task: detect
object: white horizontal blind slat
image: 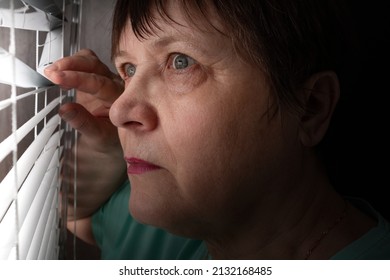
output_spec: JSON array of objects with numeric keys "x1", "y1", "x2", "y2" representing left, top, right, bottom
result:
[
  {"x1": 17, "y1": 130, "x2": 63, "y2": 228},
  {"x1": 0, "y1": 201, "x2": 17, "y2": 259},
  {"x1": 3, "y1": 196, "x2": 62, "y2": 261},
  {"x1": 0, "y1": 131, "x2": 62, "y2": 259},
  {"x1": 45, "y1": 221, "x2": 59, "y2": 260},
  {"x1": 38, "y1": 193, "x2": 58, "y2": 260},
  {"x1": 0, "y1": 98, "x2": 12, "y2": 111},
  {"x1": 7, "y1": 246, "x2": 17, "y2": 261},
  {"x1": 0, "y1": 115, "x2": 61, "y2": 222},
  {"x1": 0, "y1": 0, "x2": 80, "y2": 260},
  {"x1": 26, "y1": 168, "x2": 58, "y2": 260},
  {"x1": 18, "y1": 146, "x2": 62, "y2": 259},
  {"x1": 0, "y1": 95, "x2": 63, "y2": 162},
  {"x1": 0, "y1": 87, "x2": 51, "y2": 111}
]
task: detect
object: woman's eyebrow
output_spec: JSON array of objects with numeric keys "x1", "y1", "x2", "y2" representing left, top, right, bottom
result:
[
  {"x1": 112, "y1": 31, "x2": 217, "y2": 64},
  {"x1": 113, "y1": 50, "x2": 127, "y2": 59},
  {"x1": 112, "y1": 50, "x2": 132, "y2": 63},
  {"x1": 112, "y1": 35, "x2": 194, "y2": 60}
]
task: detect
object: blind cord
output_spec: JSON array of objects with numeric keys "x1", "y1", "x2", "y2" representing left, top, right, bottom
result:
[{"x1": 9, "y1": 0, "x2": 21, "y2": 260}]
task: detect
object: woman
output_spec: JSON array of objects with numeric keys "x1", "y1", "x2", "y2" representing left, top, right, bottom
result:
[{"x1": 45, "y1": 0, "x2": 390, "y2": 259}]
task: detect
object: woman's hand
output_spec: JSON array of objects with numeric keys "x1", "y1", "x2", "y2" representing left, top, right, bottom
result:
[{"x1": 45, "y1": 49, "x2": 127, "y2": 221}]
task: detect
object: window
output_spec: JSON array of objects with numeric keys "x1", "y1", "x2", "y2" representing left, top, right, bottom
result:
[{"x1": 0, "y1": 0, "x2": 82, "y2": 260}]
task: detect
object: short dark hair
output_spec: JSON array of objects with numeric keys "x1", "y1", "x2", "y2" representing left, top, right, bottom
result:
[{"x1": 112, "y1": 0, "x2": 351, "y2": 115}]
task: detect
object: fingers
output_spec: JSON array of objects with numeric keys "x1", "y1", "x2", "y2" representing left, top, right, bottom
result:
[
  {"x1": 44, "y1": 48, "x2": 124, "y2": 105},
  {"x1": 48, "y1": 70, "x2": 122, "y2": 104},
  {"x1": 49, "y1": 49, "x2": 112, "y2": 77},
  {"x1": 59, "y1": 102, "x2": 120, "y2": 151},
  {"x1": 59, "y1": 102, "x2": 103, "y2": 139}
]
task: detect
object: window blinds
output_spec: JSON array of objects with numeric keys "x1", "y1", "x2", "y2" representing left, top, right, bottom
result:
[{"x1": 0, "y1": 0, "x2": 81, "y2": 260}]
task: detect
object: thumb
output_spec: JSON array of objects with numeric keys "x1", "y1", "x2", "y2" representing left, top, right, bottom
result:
[{"x1": 59, "y1": 102, "x2": 102, "y2": 138}]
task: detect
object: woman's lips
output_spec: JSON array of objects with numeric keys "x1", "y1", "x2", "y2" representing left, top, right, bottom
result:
[{"x1": 125, "y1": 157, "x2": 161, "y2": 175}]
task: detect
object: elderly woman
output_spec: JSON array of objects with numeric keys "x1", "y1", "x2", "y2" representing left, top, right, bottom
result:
[{"x1": 45, "y1": 0, "x2": 390, "y2": 259}]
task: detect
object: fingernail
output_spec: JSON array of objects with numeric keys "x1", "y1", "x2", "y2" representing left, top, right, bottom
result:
[
  {"x1": 60, "y1": 109, "x2": 78, "y2": 121},
  {"x1": 45, "y1": 64, "x2": 58, "y2": 72}
]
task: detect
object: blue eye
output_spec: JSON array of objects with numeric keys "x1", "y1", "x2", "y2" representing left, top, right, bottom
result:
[
  {"x1": 124, "y1": 63, "x2": 136, "y2": 77},
  {"x1": 172, "y1": 54, "x2": 195, "y2": 70}
]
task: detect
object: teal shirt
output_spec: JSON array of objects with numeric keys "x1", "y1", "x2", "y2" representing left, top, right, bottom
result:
[
  {"x1": 331, "y1": 198, "x2": 390, "y2": 259},
  {"x1": 92, "y1": 181, "x2": 390, "y2": 259},
  {"x1": 92, "y1": 181, "x2": 206, "y2": 259}
]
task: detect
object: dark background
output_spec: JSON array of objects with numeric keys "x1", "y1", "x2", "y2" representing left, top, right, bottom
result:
[{"x1": 321, "y1": 1, "x2": 390, "y2": 219}]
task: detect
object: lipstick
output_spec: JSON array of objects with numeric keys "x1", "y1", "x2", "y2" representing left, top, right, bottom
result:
[{"x1": 125, "y1": 157, "x2": 161, "y2": 175}]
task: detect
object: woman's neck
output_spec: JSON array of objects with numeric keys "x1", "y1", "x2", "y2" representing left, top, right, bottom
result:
[{"x1": 203, "y1": 153, "x2": 376, "y2": 259}]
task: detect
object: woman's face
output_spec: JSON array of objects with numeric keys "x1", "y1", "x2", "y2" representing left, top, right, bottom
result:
[{"x1": 109, "y1": 3, "x2": 302, "y2": 237}]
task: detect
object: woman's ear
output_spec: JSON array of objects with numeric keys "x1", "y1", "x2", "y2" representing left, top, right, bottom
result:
[{"x1": 298, "y1": 71, "x2": 340, "y2": 147}]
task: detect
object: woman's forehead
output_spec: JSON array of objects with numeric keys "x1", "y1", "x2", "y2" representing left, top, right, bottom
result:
[
  {"x1": 114, "y1": 2, "x2": 230, "y2": 59},
  {"x1": 115, "y1": 18, "x2": 232, "y2": 65}
]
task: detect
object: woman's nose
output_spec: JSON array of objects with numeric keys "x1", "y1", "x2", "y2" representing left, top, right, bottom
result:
[{"x1": 109, "y1": 75, "x2": 158, "y2": 132}]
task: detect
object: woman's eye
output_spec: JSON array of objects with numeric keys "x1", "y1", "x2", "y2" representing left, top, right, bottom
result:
[
  {"x1": 124, "y1": 63, "x2": 136, "y2": 78},
  {"x1": 171, "y1": 54, "x2": 196, "y2": 70}
]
